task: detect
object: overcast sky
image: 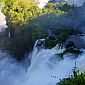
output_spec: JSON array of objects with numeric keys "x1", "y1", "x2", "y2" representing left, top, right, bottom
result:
[{"x1": 37, "y1": 0, "x2": 85, "y2": 8}]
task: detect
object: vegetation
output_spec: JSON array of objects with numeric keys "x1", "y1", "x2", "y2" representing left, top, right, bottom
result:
[
  {"x1": 65, "y1": 41, "x2": 75, "y2": 48},
  {"x1": 58, "y1": 3, "x2": 75, "y2": 12},
  {"x1": 43, "y1": 3, "x2": 65, "y2": 14},
  {"x1": 0, "y1": 0, "x2": 85, "y2": 84},
  {"x1": 57, "y1": 72, "x2": 85, "y2": 85},
  {"x1": 0, "y1": 0, "x2": 42, "y2": 60},
  {"x1": 57, "y1": 64, "x2": 85, "y2": 85},
  {"x1": 45, "y1": 36, "x2": 57, "y2": 49},
  {"x1": 59, "y1": 48, "x2": 82, "y2": 57},
  {"x1": 0, "y1": 0, "x2": 6, "y2": 4},
  {"x1": 52, "y1": 27, "x2": 79, "y2": 36},
  {"x1": 0, "y1": 0, "x2": 69, "y2": 60},
  {"x1": 53, "y1": 27, "x2": 80, "y2": 44},
  {"x1": 44, "y1": 28, "x2": 79, "y2": 49},
  {"x1": 0, "y1": 0, "x2": 81, "y2": 60},
  {"x1": 2, "y1": 0, "x2": 42, "y2": 26}
]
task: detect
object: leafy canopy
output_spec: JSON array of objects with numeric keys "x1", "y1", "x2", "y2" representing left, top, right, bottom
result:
[{"x1": 2, "y1": 0, "x2": 42, "y2": 26}]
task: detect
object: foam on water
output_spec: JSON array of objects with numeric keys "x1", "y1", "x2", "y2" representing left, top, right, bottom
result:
[
  {"x1": 0, "y1": 0, "x2": 85, "y2": 84},
  {"x1": 0, "y1": 51, "x2": 26, "y2": 85},
  {"x1": 0, "y1": 41, "x2": 85, "y2": 85},
  {"x1": 22, "y1": 45, "x2": 85, "y2": 85}
]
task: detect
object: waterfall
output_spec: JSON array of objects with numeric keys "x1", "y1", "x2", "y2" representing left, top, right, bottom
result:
[
  {"x1": 0, "y1": 1, "x2": 85, "y2": 85},
  {"x1": 0, "y1": 51, "x2": 26, "y2": 85},
  {"x1": 0, "y1": 39, "x2": 85, "y2": 85},
  {"x1": 31, "y1": 39, "x2": 45, "y2": 63},
  {"x1": 22, "y1": 40, "x2": 85, "y2": 85}
]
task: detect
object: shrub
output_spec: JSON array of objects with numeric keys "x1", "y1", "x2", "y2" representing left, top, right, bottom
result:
[
  {"x1": 45, "y1": 36, "x2": 57, "y2": 49},
  {"x1": 66, "y1": 41, "x2": 75, "y2": 48},
  {"x1": 59, "y1": 48, "x2": 82, "y2": 57},
  {"x1": 57, "y1": 73, "x2": 85, "y2": 85}
]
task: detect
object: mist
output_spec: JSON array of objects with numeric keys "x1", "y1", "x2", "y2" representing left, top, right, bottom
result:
[{"x1": 0, "y1": 0, "x2": 85, "y2": 85}]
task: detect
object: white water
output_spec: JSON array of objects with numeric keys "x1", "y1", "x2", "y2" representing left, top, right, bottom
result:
[
  {"x1": 0, "y1": 51, "x2": 26, "y2": 85},
  {"x1": 22, "y1": 42, "x2": 85, "y2": 85},
  {"x1": 0, "y1": 0, "x2": 85, "y2": 84},
  {"x1": 0, "y1": 40, "x2": 85, "y2": 85}
]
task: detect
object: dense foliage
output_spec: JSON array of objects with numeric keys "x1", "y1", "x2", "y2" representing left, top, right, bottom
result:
[
  {"x1": 2, "y1": 0, "x2": 42, "y2": 26},
  {"x1": 0, "y1": 0, "x2": 81, "y2": 60},
  {"x1": 59, "y1": 48, "x2": 82, "y2": 57},
  {"x1": 44, "y1": 28, "x2": 79, "y2": 49},
  {"x1": 0, "y1": 0, "x2": 85, "y2": 84},
  {"x1": 0, "y1": 0, "x2": 6, "y2": 4},
  {"x1": 57, "y1": 65, "x2": 85, "y2": 85},
  {"x1": 57, "y1": 73, "x2": 85, "y2": 85},
  {"x1": 0, "y1": 0, "x2": 68, "y2": 60}
]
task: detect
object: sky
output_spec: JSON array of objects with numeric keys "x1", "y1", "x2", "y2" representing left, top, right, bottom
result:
[
  {"x1": 37, "y1": 0, "x2": 49, "y2": 8},
  {"x1": 65, "y1": 0, "x2": 85, "y2": 6},
  {"x1": 37, "y1": 0, "x2": 85, "y2": 8}
]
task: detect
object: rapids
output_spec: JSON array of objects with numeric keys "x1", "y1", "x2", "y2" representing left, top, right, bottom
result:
[
  {"x1": 0, "y1": 1, "x2": 85, "y2": 85},
  {"x1": 0, "y1": 40, "x2": 85, "y2": 85}
]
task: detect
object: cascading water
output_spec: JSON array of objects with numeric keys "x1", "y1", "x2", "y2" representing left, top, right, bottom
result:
[
  {"x1": 1, "y1": 1, "x2": 85, "y2": 85},
  {"x1": 0, "y1": 51, "x2": 26, "y2": 85},
  {"x1": 20, "y1": 40, "x2": 85, "y2": 85},
  {"x1": 0, "y1": 39, "x2": 85, "y2": 85}
]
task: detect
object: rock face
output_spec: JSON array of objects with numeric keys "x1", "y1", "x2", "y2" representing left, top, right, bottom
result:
[{"x1": 0, "y1": 6, "x2": 7, "y2": 32}]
